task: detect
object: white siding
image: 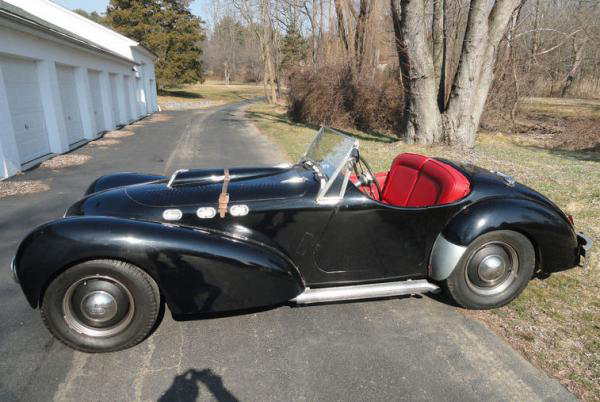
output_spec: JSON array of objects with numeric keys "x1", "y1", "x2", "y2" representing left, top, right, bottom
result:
[{"x1": 0, "y1": 56, "x2": 50, "y2": 164}]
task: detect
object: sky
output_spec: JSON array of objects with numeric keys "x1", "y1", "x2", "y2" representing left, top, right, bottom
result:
[{"x1": 52, "y1": 0, "x2": 211, "y2": 21}]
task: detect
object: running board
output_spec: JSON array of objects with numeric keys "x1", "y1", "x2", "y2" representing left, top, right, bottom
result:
[{"x1": 292, "y1": 279, "x2": 440, "y2": 305}]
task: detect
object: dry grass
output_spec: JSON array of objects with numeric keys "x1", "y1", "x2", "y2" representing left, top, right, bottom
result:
[
  {"x1": 104, "y1": 130, "x2": 134, "y2": 139},
  {"x1": 89, "y1": 139, "x2": 120, "y2": 147},
  {"x1": 40, "y1": 154, "x2": 91, "y2": 170},
  {"x1": 146, "y1": 113, "x2": 173, "y2": 123},
  {"x1": 157, "y1": 80, "x2": 265, "y2": 110},
  {"x1": 0, "y1": 180, "x2": 49, "y2": 198},
  {"x1": 518, "y1": 97, "x2": 600, "y2": 120},
  {"x1": 247, "y1": 101, "x2": 600, "y2": 401}
]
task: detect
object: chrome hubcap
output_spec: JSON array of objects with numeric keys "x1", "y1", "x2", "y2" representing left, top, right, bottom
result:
[
  {"x1": 478, "y1": 255, "x2": 506, "y2": 283},
  {"x1": 80, "y1": 291, "x2": 118, "y2": 323},
  {"x1": 63, "y1": 275, "x2": 134, "y2": 338},
  {"x1": 465, "y1": 241, "x2": 519, "y2": 296}
]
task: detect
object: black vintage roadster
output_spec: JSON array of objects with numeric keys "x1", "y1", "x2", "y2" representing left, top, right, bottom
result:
[{"x1": 12, "y1": 127, "x2": 591, "y2": 352}]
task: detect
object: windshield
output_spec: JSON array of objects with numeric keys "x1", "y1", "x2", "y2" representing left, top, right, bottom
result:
[
  {"x1": 301, "y1": 127, "x2": 358, "y2": 204},
  {"x1": 301, "y1": 127, "x2": 357, "y2": 179}
]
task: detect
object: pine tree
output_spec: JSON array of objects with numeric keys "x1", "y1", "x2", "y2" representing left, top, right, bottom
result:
[
  {"x1": 106, "y1": 0, "x2": 205, "y2": 88},
  {"x1": 280, "y1": 25, "x2": 307, "y2": 72},
  {"x1": 73, "y1": 9, "x2": 109, "y2": 27}
]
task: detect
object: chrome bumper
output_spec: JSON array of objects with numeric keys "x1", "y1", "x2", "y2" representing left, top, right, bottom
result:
[
  {"x1": 10, "y1": 257, "x2": 19, "y2": 284},
  {"x1": 577, "y1": 232, "x2": 592, "y2": 268}
]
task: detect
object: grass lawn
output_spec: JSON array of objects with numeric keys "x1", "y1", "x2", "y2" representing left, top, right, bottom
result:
[
  {"x1": 247, "y1": 101, "x2": 600, "y2": 401},
  {"x1": 157, "y1": 80, "x2": 265, "y2": 109}
]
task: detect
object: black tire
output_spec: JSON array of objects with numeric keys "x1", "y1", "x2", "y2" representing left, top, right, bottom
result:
[
  {"x1": 41, "y1": 260, "x2": 160, "y2": 353},
  {"x1": 445, "y1": 230, "x2": 535, "y2": 309}
]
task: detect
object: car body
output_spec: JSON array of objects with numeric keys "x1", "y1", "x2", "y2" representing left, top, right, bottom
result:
[{"x1": 12, "y1": 127, "x2": 591, "y2": 352}]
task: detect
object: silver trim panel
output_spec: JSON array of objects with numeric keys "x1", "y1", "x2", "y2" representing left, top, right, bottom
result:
[
  {"x1": 429, "y1": 234, "x2": 468, "y2": 281},
  {"x1": 292, "y1": 279, "x2": 439, "y2": 304}
]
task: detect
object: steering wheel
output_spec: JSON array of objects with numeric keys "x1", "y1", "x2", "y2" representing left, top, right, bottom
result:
[{"x1": 352, "y1": 152, "x2": 382, "y2": 201}]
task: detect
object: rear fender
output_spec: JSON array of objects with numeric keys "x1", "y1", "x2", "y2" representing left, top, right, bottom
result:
[
  {"x1": 15, "y1": 217, "x2": 304, "y2": 314},
  {"x1": 430, "y1": 198, "x2": 578, "y2": 280}
]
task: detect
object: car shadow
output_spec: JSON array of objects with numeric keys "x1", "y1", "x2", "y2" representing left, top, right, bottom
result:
[
  {"x1": 171, "y1": 303, "x2": 286, "y2": 322},
  {"x1": 158, "y1": 368, "x2": 239, "y2": 402}
]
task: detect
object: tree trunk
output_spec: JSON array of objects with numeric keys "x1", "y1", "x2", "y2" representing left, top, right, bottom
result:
[
  {"x1": 334, "y1": 0, "x2": 349, "y2": 55},
  {"x1": 260, "y1": 0, "x2": 276, "y2": 104},
  {"x1": 391, "y1": 0, "x2": 522, "y2": 147},
  {"x1": 528, "y1": 0, "x2": 541, "y2": 71},
  {"x1": 354, "y1": 0, "x2": 370, "y2": 73},
  {"x1": 392, "y1": 0, "x2": 443, "y2": 144},
  {"x1": 432, "y1": 0, "x2": 446, "y2": 111},
  {"x1": 224, "y1": 62, "x2": 230, "y2": 85},
  {"x1": 560, "y1": 38, "x2": 587, "y2": 97}
]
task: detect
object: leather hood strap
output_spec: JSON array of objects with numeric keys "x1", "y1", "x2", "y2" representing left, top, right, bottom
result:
[{"x1": 218, "y1": 169, "x2": 230, "y2": 218}]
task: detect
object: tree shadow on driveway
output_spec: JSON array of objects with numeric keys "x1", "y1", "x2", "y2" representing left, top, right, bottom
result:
[{"x1": 158, "y1": 368, "x2": 239, "y2": 402}]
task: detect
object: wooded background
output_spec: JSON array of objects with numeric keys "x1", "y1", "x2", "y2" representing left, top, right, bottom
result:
[{"x1": 79, "y1": 0, "x2": 600, "y2": 148}]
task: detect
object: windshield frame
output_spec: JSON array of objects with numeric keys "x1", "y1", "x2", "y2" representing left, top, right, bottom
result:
[{"x1": 300, "y1": 126, "x2": 359, "y2": 205}]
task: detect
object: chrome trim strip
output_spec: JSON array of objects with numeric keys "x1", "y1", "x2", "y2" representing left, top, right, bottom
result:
[
  {"x1": 429, "y1": 234, "x2": 468, "y2": 281},
  {"x1": 11, "y1": 257, "x2": 19, "y2": 284},
  {"x1": 292, "y1": 279, "x2": 439, "y2": 304}
]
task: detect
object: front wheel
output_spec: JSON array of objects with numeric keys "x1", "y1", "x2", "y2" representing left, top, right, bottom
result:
[
  {"x1": 41, "y1": 260, "x2": 160, "y2": 353},
  {"x1": 444, "y1": 230, "x2": 535, "y2": 309}
]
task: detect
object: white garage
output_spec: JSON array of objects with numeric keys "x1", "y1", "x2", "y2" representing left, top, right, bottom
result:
[
  {"x1": 0, "y1": 0, "x2": 159, "y2": 179},
  {"x1": 0, "y1": 55, "x2": 51, "y2": 165}
]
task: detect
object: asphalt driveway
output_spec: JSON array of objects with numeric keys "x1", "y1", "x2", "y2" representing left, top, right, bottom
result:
[{"x1": 0, "y1": 101, "x2": 574, "y2": 401}]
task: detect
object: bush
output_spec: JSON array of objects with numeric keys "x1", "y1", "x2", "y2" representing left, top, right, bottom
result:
[{"x1": 286, "y1": 65, "x2": 404, "y2": 135}]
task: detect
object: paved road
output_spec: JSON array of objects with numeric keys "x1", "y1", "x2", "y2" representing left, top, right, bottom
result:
[{"x1": 0, "y1": 101, "x2": 574, "y2": 401}]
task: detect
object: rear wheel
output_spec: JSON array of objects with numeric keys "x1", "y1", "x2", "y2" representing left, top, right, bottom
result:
[
  {"x1": 445, "y1": 230, "x2": 535, "y2": 309},
  {"x1": 41, "y1": 260, "x2": 160, "y2": 353}
]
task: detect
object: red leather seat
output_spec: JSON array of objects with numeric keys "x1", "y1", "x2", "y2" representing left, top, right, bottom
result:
[{"x1": 381, "y1": 153, "x2": 470, "y2": 207}]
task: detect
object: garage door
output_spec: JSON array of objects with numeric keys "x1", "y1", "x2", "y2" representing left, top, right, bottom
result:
[
  {"x1": 56, "y1": 65, "x2": 84, "y2": 145},
  {"x1": 123, "y1": 75, "x2": 132, "y2": 121},
  {"x1": 109, "y1": 73, "x2": 120, "y2": 124},
  {"x1": 1, "y1": 56, "x2": 51, "y2": 164},
  {"x1": 88, "y1": 70, "x2": 104, "y2": 132},
  {"x1": 136, "y1": 77, "x2": 145, "y2": 115}
]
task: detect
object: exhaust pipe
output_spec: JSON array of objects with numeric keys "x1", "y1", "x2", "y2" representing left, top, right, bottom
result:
[{"x1": 292, "y1": 279, "x2": 440, "y2": 305}]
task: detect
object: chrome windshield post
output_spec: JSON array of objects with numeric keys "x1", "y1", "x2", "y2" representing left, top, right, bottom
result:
[{"x1": 167, "y1": 169, "x2": 189, "y2": 189}]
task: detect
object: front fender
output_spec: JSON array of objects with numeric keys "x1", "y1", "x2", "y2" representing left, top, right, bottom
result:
[
  {"x1": 15, "y1": 217, "x2": 304, "y2": 314},
  {"x1": 430, "y1": 197, "x2": 579, "y2": 280},
  {"x1": 85, "y1": 172, "x2": 165, "y2": 195}
]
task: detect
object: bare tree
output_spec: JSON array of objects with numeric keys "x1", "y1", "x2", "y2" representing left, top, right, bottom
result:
[
  {"x1": 232, "y1": 0, "x2": 278, "y2": 103},
  {"x1": 391, "y1": 0, "x2": 524, "y2": 147}
]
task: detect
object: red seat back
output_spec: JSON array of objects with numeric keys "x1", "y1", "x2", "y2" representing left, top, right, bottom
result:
[
  {"x1": 382, "y1": 153, "x2": 470, "y2": 207},
  {"x1": 381, "y1": 153, "x2": 428, "y2": 206}
]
